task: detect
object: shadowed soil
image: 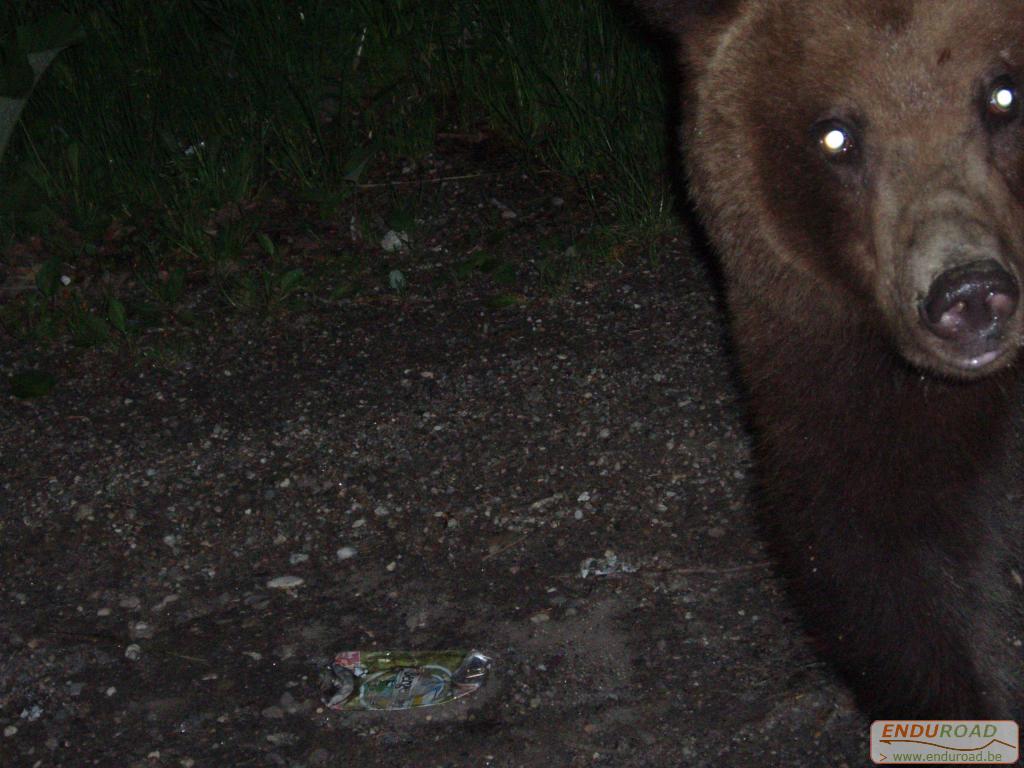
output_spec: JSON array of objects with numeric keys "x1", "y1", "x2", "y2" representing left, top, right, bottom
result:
[{"x1": 1, "y1": 145, "x2": 870, "y2": 767}]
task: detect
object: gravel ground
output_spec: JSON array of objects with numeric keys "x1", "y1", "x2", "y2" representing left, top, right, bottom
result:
[{"x1": 1, "y1": 151, "x2": 871, "y2": 767}]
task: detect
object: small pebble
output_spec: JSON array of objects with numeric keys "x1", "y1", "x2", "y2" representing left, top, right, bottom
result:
[
  {"x1": 267, "y1": 576, "x2": 304, "y2": 590},
  {"x1": 289, "y1": 553, "x2": 310, "y2": 565},
  {"x1": 336, "y1": 547, "x2": 357, "y2": 561},
  {"x1": 265, "y1": 732, "x2": 298, "y2": 746},
  {"x1": 153, "y1": 594, "x2": 179, "y2": 612},
  {"x1": 3, "y1": 726, "x2": 16, "y2": 738},
  {"x1": 380, "y1": 230, "x2": 409, "y2": 253},
  {"x1": 125, "y1": 644, "x2": 142, "y2": 661}
]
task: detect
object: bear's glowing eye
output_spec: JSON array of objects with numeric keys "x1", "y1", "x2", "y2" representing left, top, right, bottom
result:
[
  {"x1": 822, "y1": 128, "x2": 850, "y2": 154},
  {"x1": 816, "y1": 121, "x2": 855, "y2": 159},
  {"x1": 987, "y1": 76, "x2": 1019, "y2": 120},
  {"x1": 991, "y1": 87, "x2": 1016, "y2": 113},
  {"x1": 813, "y1": 118, "x2": 859, "y2": 163}
]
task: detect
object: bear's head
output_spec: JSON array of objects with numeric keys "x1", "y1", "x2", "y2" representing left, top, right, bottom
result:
[{"x1": 638, "y1": 0, "x2": 1024, "y2": 379}]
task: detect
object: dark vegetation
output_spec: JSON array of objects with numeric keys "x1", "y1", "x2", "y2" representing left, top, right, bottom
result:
[{"x1": 1, "y1": 0, "x2": 676, "y2": 387}]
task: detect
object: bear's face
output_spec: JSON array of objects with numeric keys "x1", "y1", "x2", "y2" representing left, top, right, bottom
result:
[{"x1": 685, "y1": 0, "x2": 1024, "y2": 378}]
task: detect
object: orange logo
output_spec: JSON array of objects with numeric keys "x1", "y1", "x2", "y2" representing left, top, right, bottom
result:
[{"x1": 871, "y1": 721, "x2": 1019, "y2": 764}]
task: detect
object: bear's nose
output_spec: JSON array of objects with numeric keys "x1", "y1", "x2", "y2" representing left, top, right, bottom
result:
[{"x1": 921, "y1": 260, "x2": 1019, "y2": 343}]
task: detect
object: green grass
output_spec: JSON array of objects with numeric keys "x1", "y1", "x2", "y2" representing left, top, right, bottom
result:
[{"x1": 0, "y1": 0, "x2": 673, "y2": 355}]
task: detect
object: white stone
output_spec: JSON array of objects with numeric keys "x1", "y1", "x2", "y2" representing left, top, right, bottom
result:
[{"x1": 266, "y1": 576, "x2": 304, "y2": 590}]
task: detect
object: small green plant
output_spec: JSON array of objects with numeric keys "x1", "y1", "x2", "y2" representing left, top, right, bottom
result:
[
  {"x1": 170, "y1": 214, "x2": 256, "y2": 274},
  {"x1": 34, "y1": 254, "x2": 61, "y2": 297},
  {"x1": 485, "y1": 293, "x2": 524, "y2": 310},
  {"x1": 1, "y1": 255, "x2": 66, "y2": 341},
  {"x1": 448, "y1": 252, "x2": 519, "y2": 291},
  {"x1": 221, "y1": 231, "x2": 307, "y2": 313},
  {"x1": 538, "y1": 243, "x2": 585, "y2": 291},
  {"x1": 107, "y1": 295, "x2": 128, "y2": 334},
  {"x1": 224, "y1": 267, "x2": 307, "y2": 314},
  {"x1": 67, "y1": 298, "x2": 110, "y2": 347},
  {"x1": 156, "y1": 267, "x2": 186, "y2": 307}
]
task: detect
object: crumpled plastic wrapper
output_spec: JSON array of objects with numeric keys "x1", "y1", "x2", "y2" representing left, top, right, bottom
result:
[{"x1": 321, "y1": 649, "x2": 492, "y2": 711}]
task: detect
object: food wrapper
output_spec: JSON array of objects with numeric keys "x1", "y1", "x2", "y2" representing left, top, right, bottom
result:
[{"x1": 322, "y1": 649, "x2": 492, "y2": 711}]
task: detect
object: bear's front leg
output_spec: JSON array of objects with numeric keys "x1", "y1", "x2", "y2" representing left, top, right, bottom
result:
[
  {"x1": 775, "y1": 518, "x2": 1013, "y2": 719},
  {"x1": 736, "y1": 305, "x2": 1021, "y2": 720}
]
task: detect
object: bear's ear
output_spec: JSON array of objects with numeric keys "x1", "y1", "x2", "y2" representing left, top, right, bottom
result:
[
  {"x1": 625, "y1": 0, "x2": 744, "y2": 78},
  {"x1": 628, "y1": 0, "x2": 741, "y2": 37},
  {"x1": 626, "y1": 0, "x2": 741, "y2": 56}
]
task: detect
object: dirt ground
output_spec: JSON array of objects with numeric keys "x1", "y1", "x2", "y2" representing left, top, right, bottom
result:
[{"x1": 1, "y1": 144, "x2": 871, "y2": 767}]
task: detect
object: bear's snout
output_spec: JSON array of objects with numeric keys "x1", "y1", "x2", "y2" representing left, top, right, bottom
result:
[
  {"x1": 897, "y1": 201, "x2": 1023, "y2": 375},
  {"x1": 919, "y1": 260, "x2": 1019, "y2": 368}
]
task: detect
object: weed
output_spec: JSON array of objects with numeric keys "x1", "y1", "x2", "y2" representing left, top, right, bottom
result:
[
  {"x1": 3, "y1": 1, "x2": 670, "y2": 239},
  {"x1": 1, "y1": 1, "x2": 677, "y2": 344}
]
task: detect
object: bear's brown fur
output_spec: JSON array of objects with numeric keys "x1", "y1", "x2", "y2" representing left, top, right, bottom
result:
[{"x1": 634, "y1": 0, "x2": 1024, "y2": 718}]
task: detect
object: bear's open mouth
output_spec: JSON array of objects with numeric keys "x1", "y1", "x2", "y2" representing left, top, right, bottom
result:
[
  {"x1": 957, "y1": 346, "x2": 1008, "y2": 371},
  {"x1": 913, "y1": 259, "x2": 1022, "y2": 375},
  {"x1": 912, "y1": 326, "x2": 1016, "y2": 375}
]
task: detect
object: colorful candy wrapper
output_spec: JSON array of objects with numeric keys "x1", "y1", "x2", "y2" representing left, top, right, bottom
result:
[{"x1": 322, "y1": 649, "x2": 492, "y2": 711}]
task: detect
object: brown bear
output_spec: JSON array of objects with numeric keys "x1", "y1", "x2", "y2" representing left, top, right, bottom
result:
[{"x1": 633, "y1": 0, "x2": 1024, "y2": 719}]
